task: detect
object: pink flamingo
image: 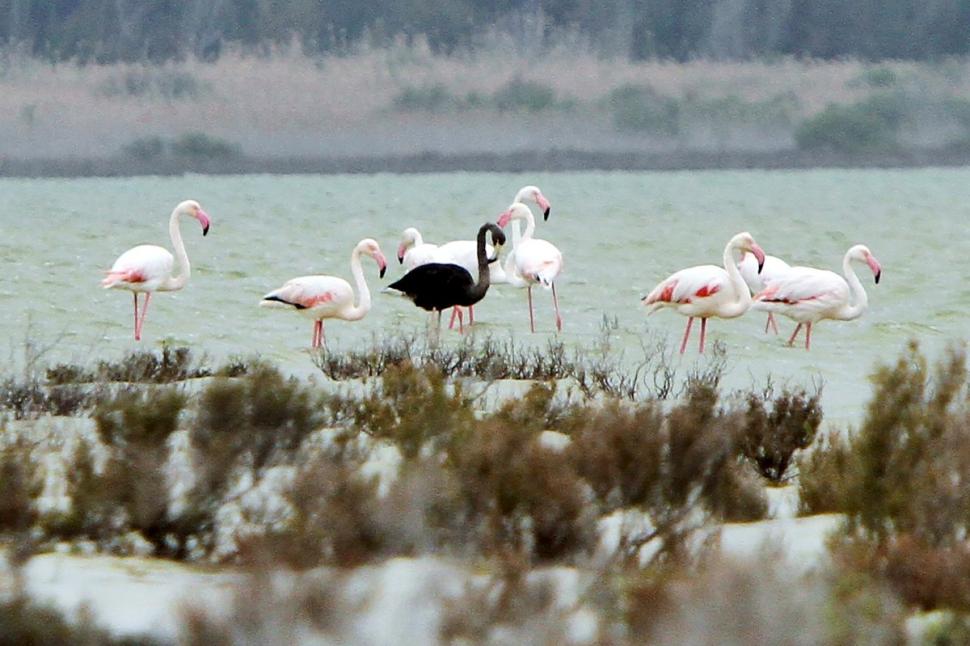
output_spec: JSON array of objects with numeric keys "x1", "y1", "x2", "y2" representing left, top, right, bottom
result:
[
  {"x1": 496, "y1": 202, "x2": 563, "y2": 333},
  {"x1": 101, "y1": 199, "x2": 211, "y2": 341},
  {"x1": 260, "y1": 239, "x2": 387, "y2": 349},
  {"x1": 753, "y1": 244, "x2": 881, "y2": 350},
  {"x1": 738, "y1": 251, "x2": 792, "y2": 334},
  {"x1": 642, "y1": 232, "x2": 766, "y2": 354}
]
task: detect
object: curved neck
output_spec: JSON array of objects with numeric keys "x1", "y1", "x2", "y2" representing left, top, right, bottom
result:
[
  {"x1": 464, "y1": 227, "x2": 492, "y2": 303},
  {"x1": 344, "y1": 247, "x2": 371, "y2": 321},
  {"x1": 411, "y1": 231, "x2": 424, "y2": 247},
  {"x1": 838, "y1": 252, "x2": 868, "y2": 320},
  {"x1": 720, "y1": 241, "x2": 752, "y2": 318},
  {"x1": 518, "y1": 211, "x2": 536, "y2": 241},
  {"x1": 161, "y1": 208, "x2": 190, "y2": 290}
]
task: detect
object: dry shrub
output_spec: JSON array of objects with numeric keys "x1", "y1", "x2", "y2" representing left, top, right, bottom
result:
[
  {"x1": 0, "y1": 437, "x2": 39, "y2": 534},
  {"x1": 816, "y1": 342, "x2": 970, "y2": 611},
  {"x1": 739, "y1": 385, "x2": 822, "y2": 483},
  {"x1": 625, "y1": 554, "x2": 904, "y2": 646},
  {"x1": 447, "y1": 388, "x2": 595, "y2": 561},
  {"x1": 42, "y1": 440, "x2": 118, "y2": 541},
  {"x1": 85, "y1": 386, "x2": 187, "y2": 553},
  {"x1": 796, "y1": 430, "x2": 854, "y2": 515},
  {"x1": 568, "y1": 399, "x2": 665, "y2": 510},
  {"x1": 665, "y1": 384, "x2": 767, "y2": 522},
  {"x1": 348, "y1": 361, "x2": 475, "y2": 459},
  {"x1": 255, "y1": 453, "x2": 383, "y2": 568},
  {"x1": 48, "y1": 346, "x2": 210, "y2": 384},
  {"x1": 0, "y1": 594, "x2": 159, "y2": 645}
]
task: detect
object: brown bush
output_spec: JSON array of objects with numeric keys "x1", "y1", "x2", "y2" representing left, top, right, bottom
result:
[
  {"x1": 739, "y1": 386, "x2": 822, "y2": 483},
  {"x1": 0, "y1": 438, "x2": 39, "y2": 534}
]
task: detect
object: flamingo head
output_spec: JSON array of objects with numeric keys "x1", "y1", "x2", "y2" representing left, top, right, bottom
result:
[
  {"x1": 397, "y1": 227, "x2": 421, "y2": 264},
  {"x1": 177, "y1": 200, "x2": 210, "y2": 236},
  {"x1": 497, "y1": 203, "x2": 531, "y2": 229},
  {"x1": 851, "y1": 245, "x2": 881, "y2": 284},
  {"x1": 732, "y1": 232, "x2": 765, "y2": 273},
  {"x1": 514, "y1": 185, "x2": 551, "y2": 220},
  {"x1": 360, "y1": 238, "x2": 388, "y2": 278}
]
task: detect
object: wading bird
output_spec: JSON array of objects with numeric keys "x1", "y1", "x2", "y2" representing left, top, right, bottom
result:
[
  {"x1": 496, "y1": 203, "x2": 563, "y2": 333},
  {"x1": 260, "y1": 239, "x2": 387, "y2": 349},
  {"x1": 739, "y1": 251, "x2": 792, "y2": 334},
  {"x1": 642, "y1": 232, "x2": 766, "y2": 354},
  {"x1": 101, "y1": 199, "x2": 211, "y2": 341},
  {"x1": 752, "y1": 244, "x2": 882, "y2": 350},
  {"x1": 387, "y1": 223, "x2": 505, "y2": 341}
]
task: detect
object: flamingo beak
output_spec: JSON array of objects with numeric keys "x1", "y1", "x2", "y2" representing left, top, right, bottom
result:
[
  {"x1": 536, "y1": 194, "x2": 551, "y2": 221},
  {"x1": 867, "y1": 255, "x2": 882, "y2": 284},
  {"x1": 197, "y1": 209, "x2": 211, "y2": 236},
  {"x1": 377, "y1": 253, "x2": 388, "y2": 278},
  {"x1": 396, "y1": 243, "x2": 406, "y2": 264},
  {"x1": 751, "y1": 243, "x2": 766, "y2": 273},
  {"x1": 497, "y1": 211, "x2": 512, "y2": 228}
]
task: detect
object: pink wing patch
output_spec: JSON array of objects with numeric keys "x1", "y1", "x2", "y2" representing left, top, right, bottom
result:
[
  {"x1": 101, "y1": 269, "x2": 146, "y2": 286},
  {"x1": 304, "y1": 292, "x2": 335, "y2": 307},
  {"x1": 649, "y1": 280, "x2": 678, "y2": 304},
  {"x1": 693, "y1": 284, "x2": 720, "y2": 299}
]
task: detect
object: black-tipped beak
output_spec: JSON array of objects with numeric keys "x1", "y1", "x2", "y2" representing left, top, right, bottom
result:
[
  {"x1": 543, "y1": 207, "x2": 550, "y2": 221},
  {"x1": 757, "y1": 259, "x2": 764, "y2": 273},
  {"x1": 202, "y1": 224, "x2": 209, "y2": 236},
  {"x1": 397, "y1": 256, "x2": 403, "y2": 265},
  {"x1": 874, "y1": 270, "x2": 881, "y2": 285},
  {"x1": 380, "y1": 266, "x2": 387, "y2": 279}
]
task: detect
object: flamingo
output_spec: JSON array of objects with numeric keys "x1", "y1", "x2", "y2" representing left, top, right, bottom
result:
[
  {"x1": 260, "y1": 239, "x2": 387, "y2": 349},
  {"x1": 752, "y1": 244, "x2": 881, "y2": 351},
  {"x1": 642, "y1": 232, "x2": 766, "y2": 354},
  {"x1": 738, "y1": 251, "x2": 792, "y2": 334},
  {"x1": 397, "y1": 228, "x2": 439, "y2": 271},
  {"x1": 496, "y1": 203, "x2": 564, "y2": 333},
  {"x1": 387, "y1": 223, "x2": 505, "y2": 340},
  {"x1": 101, "y1": 199, "x2": 211, "y2": 341},
  {"x1": 396, "y1": 185, "x2": 550, "y2": 330}
]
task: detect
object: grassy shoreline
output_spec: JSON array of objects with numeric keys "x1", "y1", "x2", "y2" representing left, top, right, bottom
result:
[{"x1": 5, "y1": 147, "x2": 970, "y2": 178}]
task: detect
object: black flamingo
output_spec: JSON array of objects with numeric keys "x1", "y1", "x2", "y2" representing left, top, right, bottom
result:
[{"x1": 388, "y1": 223, "x2": 506, "y2": 337}]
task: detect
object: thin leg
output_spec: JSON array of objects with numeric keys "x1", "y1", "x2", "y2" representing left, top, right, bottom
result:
[
  {"x1": 468, "y1": 306, "x2": 475, "y2": 325},
  {"x1": 805, "y1": 322, "x2": 812, "y2": 351},
  {"x1": 320, "y1": 320, "x2": 326, "y2": 349},
  {"x1": 448, "y1": 308, "x2": 458, "y2": 330},
  {"x1": 527, "y1": 286, "x2": 535, "y2": 333},
  {"x1": 551, "y1": 283, "x2": 562, "y2": 333},
  {"x1": 311, "y1": 320, "x2": 321, "y2": 348},
  {"x1": 679, "y1": 317, "x2": 694, "y2": 355},
  {"x1": 137, "y1": 292, "x2": 152, "y2": 340},
  {"x1": 456, "y1": 307, "x2": 464, "y2": 334},
  {"x1": 699, "y1": 317, "x2": 707, "y2": 353},
  {"x1": 765, "y1": 312, "x2": 779, "y2": 335},
  {"x1": 787, "y1": 323, "x2": 803, "y2": 347},
  {"x1": 133, "y1": 293, "x2": 140, "y2": 341}
]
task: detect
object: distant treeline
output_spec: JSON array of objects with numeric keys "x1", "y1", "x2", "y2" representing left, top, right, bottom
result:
[{"x1": 1, "y1": 0, "x2": 969, "y2": 63}]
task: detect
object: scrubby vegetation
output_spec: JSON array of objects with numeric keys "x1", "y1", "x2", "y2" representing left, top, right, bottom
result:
[{"x1": 3, "y1": 339, "x2": 970, "y2": 639}]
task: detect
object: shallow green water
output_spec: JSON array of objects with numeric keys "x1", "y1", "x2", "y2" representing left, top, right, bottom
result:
[{"x1": 2, "y1": 169, "x2": 966, "y2": 426}]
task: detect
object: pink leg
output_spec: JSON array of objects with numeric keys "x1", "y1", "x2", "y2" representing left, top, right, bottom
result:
[
  {"x1": 448, "y1": 308, "x2": 459, "y2": 330},
  {"x1": 699, "y1": 317, "x2": 707, "y2": 353},
  {"x1": 805, "y1": 322, "x2": 812, "y2": 351},
  {"x1": 679, "y1": 317, "x2": 694, "y2": 355},
  {"x1": 551, "y1": 283, "x2": 562, "y2": 332},
  {"x1": 311, "y1": 320, "x2": 319, "y2": 348},
  {"x1": 468, "y1": 306, "x2": 475, "y2": 325},
  {"x1": 136, "y1": 293, "x2": 152, "y2": 340},
  {"x1": 527, "y1": 287, "x2": 535, "y2": 333},
  {"x1": 765, "y1": 313, "x2": 779, "y2": 335},
  {"x1": 787, "y1": 323, "x2": 803, "y2": 347},
  {"x1": 133, "y1": 293, "x2": 140, "y2": 341},
  {"x1": 320, "y1": 320, "x2": 327, "y2": 348},
  {"x1": 456, "y1": 308, "x2": 464, "y2": 334}
]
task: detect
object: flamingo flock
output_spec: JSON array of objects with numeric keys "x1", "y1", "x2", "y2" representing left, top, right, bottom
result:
[{"x1": 101, "y1": 188, "x2": 882, "y2": 354}]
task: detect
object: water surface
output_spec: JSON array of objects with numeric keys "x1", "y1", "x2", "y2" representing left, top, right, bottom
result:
[{"x1": 2, "y1": 169, "x2": 966, "y2": 427}]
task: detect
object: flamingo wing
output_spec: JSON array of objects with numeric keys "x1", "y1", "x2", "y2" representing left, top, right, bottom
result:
[
  {"x1": 755, "y1": 268, "x2": 848, "y2": 316},
  {"x1": 644, "y1": 265, "x2": 727, "y2": 311},
  {"x1": 261, "y1": 275, "x2": 352, "y2": 312},
  {"x1": 515, "y1": 239, "x2": 562, "y2": 287},
  {"x1": 102, "y1": 244, "x2": 174, "y2": 290},
  {"x1": 738, "y1": 252, "x2": 791, "y2": 294}
]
